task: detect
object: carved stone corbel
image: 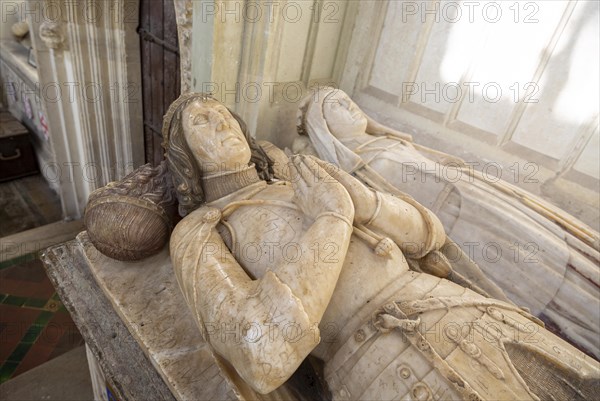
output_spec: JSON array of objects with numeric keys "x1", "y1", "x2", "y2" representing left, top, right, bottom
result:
[{"x1": 39, "y1": 21, "x2": 64, "y2": 50}]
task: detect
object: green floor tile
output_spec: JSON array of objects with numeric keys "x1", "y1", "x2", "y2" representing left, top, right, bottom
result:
[
  {"x1": 22, "y1": 324, "x2": 45, "y2": 344},
  {"x1": 2, "y1": 295, "x2": 27, "y2": 307},
  {"x1": 20, "y1": 311, "x2": 53, "y2": 344},
  {"x1": 0, "y1": 361, "x2": 20, "y2": 384},
  {"x1": 6, "y1": 343, "x2": 30, "y2": 362},
  {"x1": 34, "y1": 311, "x2": 54, "y2": 326},
  {"x1": 23, "y1": 297, "x2": 48, "y2": 309},
  {"x1": 3, "y1": 310, "x2": 55, "y2": 380}
]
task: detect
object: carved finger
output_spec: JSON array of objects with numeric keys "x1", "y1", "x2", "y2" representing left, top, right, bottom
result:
[
  {"x1": 286, "y1": 156, "x2": 301, "y2": 183},
  {"x1": 310, "y1": 157, "x2": 345, "y2": 182},
  {"x1": 311, "y1": 156, "x2": 361, "y2": 189},
  {"x1": 293, "y1": 155, "x2": 315, "y2": 187},
  {"x1": 301, "y1": 155, "x2": 334, "y2": 183},
  {"x1": 289, "y1": 156, "x2": 309, "y2": 197}
]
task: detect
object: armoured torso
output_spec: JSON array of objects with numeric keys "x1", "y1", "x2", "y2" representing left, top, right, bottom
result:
[{"x1": 208, "y1": 180, "x2": 410, "y2": 358}]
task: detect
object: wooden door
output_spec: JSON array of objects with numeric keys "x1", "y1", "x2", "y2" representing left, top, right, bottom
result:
[{"x1": 139, "y1": 0, "x2": 181, "y2": 165}]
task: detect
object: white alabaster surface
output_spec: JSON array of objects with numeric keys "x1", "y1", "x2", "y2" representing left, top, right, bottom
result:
[{"x1": 78, "y1": 231, "x2": 238, "y2": 401}]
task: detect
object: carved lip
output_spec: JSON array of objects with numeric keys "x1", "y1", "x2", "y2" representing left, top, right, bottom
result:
[
  {"x1": 351, "y1": 110, "x2": 363, "y2": 120},
  {"x1": 222, "y1": 135, "x2": 242, "y2": 145}
]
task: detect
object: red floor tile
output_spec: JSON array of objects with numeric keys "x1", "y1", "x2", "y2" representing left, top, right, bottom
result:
[
  {"x1": 0, "y1": 259, "x2": 56, "y2": 300},
  {"x1": 11, "y1": 311, "x2": 81, "y2": 377},
  {"x1": 0, "y1": 305, "x2": 41, "y2": 363}
]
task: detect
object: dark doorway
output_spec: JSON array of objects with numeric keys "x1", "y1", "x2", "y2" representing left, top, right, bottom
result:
[{"x1": 139, "y1": 0, "x2": 181, "y2": 165}]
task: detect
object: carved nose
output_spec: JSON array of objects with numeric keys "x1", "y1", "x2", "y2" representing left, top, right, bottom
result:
[
  {"x1": 209, "y1": 111, "x2": 229, "y2": 130},
  {"x1": 217, "y1": 120, "x2": 229, "y2": 131}
]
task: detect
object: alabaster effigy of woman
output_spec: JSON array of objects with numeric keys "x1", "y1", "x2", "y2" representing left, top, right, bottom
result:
[
  {"x1": 164, "y1": 92, "x2": 600, "y2": 400},
  {"x1": 294, "y1": 87, "x2": 600, "y2": 359}
]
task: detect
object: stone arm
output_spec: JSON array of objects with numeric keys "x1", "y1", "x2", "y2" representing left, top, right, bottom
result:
[
  {"x1": 311, "y1": 157, "x2": 446, "y2": 259},
  {"x1": 170, "y1": 166, "x2": 353, "y2": 394},
  {"x1": 363, "y1": 190, "x2": 446, "y2": 258},
  {"x1": 257, "y1": 144, "x2": 445, "y2": 259}
]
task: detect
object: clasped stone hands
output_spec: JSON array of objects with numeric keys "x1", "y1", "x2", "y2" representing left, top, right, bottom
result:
[{"x1": 288, "y1": 155, "x2": 377, "y2": 225}]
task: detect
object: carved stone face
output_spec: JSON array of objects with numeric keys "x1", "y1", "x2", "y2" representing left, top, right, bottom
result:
[
  {"x1": 182, "y1": 99, "x2": 251, "y2": 173},
  {"x1": 323, "y1": 91, "x2": 368, "y2": 139}
]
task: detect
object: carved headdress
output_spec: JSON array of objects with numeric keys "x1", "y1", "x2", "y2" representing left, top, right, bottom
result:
[
  {"x1": 161, "y1": 92, "x2": 212, "y2": 148},
  {"x1": 162, "y1": 92, "x2": 273, "y2": 216},
  {"x1": 296, "y1": 87, "x2": 364, "y2": 173}
]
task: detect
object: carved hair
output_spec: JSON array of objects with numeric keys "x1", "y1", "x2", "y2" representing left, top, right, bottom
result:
[{"x1": 162, "y1": 93, "x2": 274, "y2": 216}]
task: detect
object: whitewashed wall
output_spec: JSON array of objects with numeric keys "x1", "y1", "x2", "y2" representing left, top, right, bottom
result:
[
  {"x1": 340, "y1": 0, "x2": 599, "y2": 227},
  {"x1": 184, "y1": 0, "x2": 598, "y2": 227},
  {"x1": 187, "y1": 0, "x2": 354, "y2": 146}
]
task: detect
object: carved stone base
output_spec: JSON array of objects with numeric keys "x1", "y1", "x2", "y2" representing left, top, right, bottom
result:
[{"x1": 42, "y1": 233, "x2": 327, "y2": 400}]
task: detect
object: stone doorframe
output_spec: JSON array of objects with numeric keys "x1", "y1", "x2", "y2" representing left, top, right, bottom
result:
[{"x1": 28, "y1": 0, "x2": 144, "y2": 218}]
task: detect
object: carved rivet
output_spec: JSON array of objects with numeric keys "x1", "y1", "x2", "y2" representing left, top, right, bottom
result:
[
  {"x1": 411, "y1": 383, "x2": 431, "y2": 401},
  {"x1": 418, "y1": 339, "x2": 429, "y2": 351},
  {"x1": 354, "y1": 329, "x2": 366, "y2": 342},
  {"x1": 487, "y1": 307, "x2": 504, "y2": 321},
  {"x1": 444, "y1": 325, "x2": 460, "y2": 341},
  {"x1": 397, "y1": 365, "x2": 411, "y2": 379},
  {"x1": 462, "y1": 341, "x2": 481, "y2": 358},
  {"x1": 202, "y1": 209, "x2": 221, "y2": 223}
]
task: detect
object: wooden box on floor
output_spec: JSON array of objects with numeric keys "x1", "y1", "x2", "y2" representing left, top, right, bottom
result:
[{"x1": 0, "y1": 112, "x2": 38, "y2": 182}]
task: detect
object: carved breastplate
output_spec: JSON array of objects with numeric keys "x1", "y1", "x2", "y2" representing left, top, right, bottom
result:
[{"x1": 219, "y1": 202, "x2": 306, "y2": 279}]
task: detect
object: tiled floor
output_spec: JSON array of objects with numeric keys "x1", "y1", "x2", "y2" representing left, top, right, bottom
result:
[
  {"x1": 0, "y1": 174, "x2": 84, "y2": 384},
  {"x1": 0, "y1": 174, "x2": 62, "y2": 237},
  {"x1": 0, "y1": 257, "x2": 84, "y2": 384},
  {"x1": 0, "y1": 345, "x2": 93, "y2": 400}
]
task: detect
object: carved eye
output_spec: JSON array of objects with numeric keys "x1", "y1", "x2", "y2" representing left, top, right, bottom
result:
[{"x1": 193, "y1": 114, "x2": 208, "y2": 126}]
